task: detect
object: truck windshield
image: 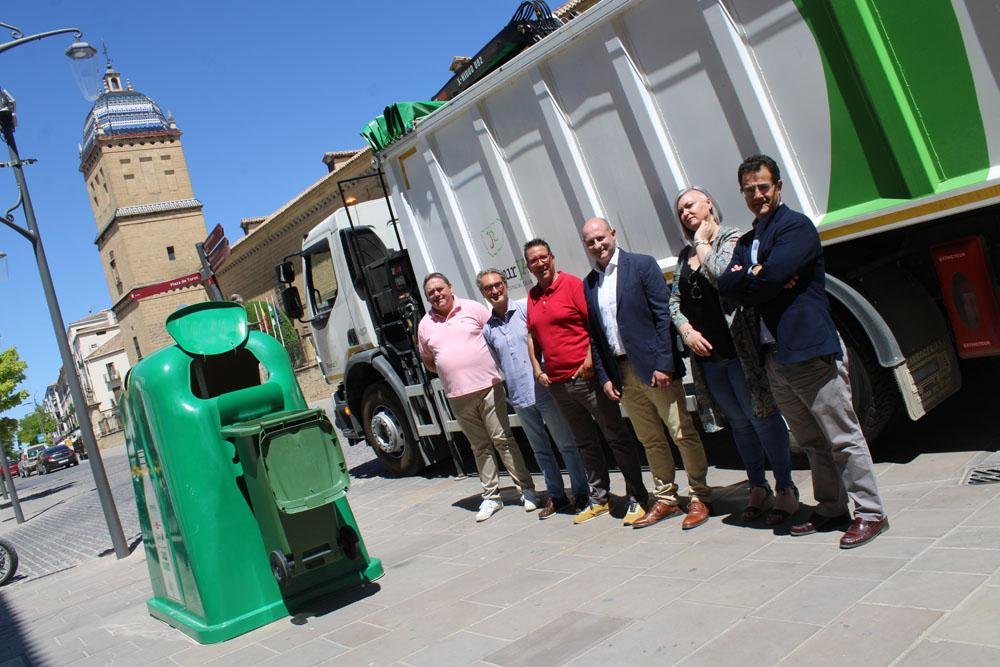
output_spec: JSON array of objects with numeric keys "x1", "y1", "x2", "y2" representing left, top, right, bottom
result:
[
  {"x1": 341, "y1": 228, "x2": 390, "y2": 296},
  {"x1": 304, "y1": 241, "x2": 338, "y2": 315}
]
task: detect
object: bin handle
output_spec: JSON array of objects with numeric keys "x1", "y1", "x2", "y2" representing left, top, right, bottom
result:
[{"x1": 216, "y1": 383, "x2": 285, "y2": 426}]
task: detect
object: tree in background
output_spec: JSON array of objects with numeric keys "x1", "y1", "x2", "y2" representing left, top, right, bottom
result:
[
  {"x1": 16, "y1": 405, "x2": 55, "y2": 447},
  {"x1": 0, "y1": 345, "x2": 29, "y2": 457}
]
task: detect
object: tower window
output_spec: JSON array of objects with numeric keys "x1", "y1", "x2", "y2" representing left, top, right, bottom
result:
[
  {"x1": 167, "y1": 246, "x2": 176, "y2": 261},
  {"x1": 133, "y1": 336, "x2": 142, "y2": 360},
  {"x1": 160, "y1": 154, "x2": 171, "y2": 160},
  {"x1": 119, "y1": 158, "x2": 131, "y2": 165},
  {"x1": 139, "y1": 156, "x2": 152, "y2": 162},
  {"x1": 123, "y1": 174, "x2": 134, "y2": 180},
  {"x1": 164, "y1": 169, "x2": 174, "y2": 175}
]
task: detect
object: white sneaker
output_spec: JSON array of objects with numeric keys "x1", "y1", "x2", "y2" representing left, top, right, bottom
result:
[
  {"x1": 522, "y1": 492, "x2": 539, "y2": 512},
  {"x1": 476, "y1": 498, "x2": 503, "y2": 522}
]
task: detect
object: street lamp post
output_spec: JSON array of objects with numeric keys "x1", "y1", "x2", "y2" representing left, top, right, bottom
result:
[{"x1": 0, "y1": 23, "x2": 128, "y2": 559}]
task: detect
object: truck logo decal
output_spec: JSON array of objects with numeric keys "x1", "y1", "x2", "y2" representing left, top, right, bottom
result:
[{"x1": 481, "y1": 219, "x2": 505, "y2": 257}]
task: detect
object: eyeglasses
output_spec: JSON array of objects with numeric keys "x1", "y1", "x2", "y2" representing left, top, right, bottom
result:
[
  {"x1": 527, "y1": 253, "x2": 552, "y2": 267},
  {"x1": 740, "y1": 182, "x2": 774, "y2": 197},
  {"x1": 480, "y1": 281, "x2": 505, "y2": 293}
]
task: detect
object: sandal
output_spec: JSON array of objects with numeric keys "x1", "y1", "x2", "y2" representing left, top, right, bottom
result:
[
  {"x1": 741, "y1": 485, "x2": 772, "y2": 522},
  {"x1": 766, "y1": 486, "x2": 800, "y2": 525}
]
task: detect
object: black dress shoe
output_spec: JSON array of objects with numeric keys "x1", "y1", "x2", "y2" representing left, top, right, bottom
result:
[
  {"x1": 840, "y1": 516, "x2": 889, "y2": 549},
  {"x1": 789, "y1": 512, "x2": 852, "y2": 537}
]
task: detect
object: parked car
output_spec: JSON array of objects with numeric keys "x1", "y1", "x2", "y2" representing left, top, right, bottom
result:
[
  {"x1": 19, "y1": 444, "x2": 47, "y2": 478},
  {"x1": 0, "y1": 459, "x2": 19, "y2": 479},
  {"x1": 38, "y1": 445, "x2": 79, "y2": 474}
]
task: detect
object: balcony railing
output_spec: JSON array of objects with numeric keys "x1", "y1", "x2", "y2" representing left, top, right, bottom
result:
[
  {"x1": 96, "y1": 408, "x2": 122, "y2": 437},
  {"x1": 103, "y1": 369, "x2": 121, "y2": 389}
]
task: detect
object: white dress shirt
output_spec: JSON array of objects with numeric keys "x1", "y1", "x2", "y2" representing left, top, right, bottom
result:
[{"x1": 595, "y1": 247, "x2": 626, "y2": 356}]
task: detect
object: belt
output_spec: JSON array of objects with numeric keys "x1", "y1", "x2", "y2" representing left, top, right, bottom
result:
[{"x1": 615, "y1": 354, "x2": 628, "y2": 362}]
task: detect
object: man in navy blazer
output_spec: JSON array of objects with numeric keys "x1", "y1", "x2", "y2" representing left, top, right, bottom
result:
[
  {"x1": 717, "y1": 154, "x2": 888, "y2": 549},
  {"x1": 582, "y1": 218, "x2": 712, "y2": 530}
]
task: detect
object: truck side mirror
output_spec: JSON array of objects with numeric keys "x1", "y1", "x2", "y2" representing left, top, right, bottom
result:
[
  {"x1": 275, "y1": 261, "x2": 295, "y2": 284},
  {"x1": 279, "y1": 285, "x2": 304, "y2": 320}
]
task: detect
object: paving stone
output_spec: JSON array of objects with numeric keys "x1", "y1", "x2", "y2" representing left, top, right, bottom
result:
[
  {"x1": 963, "y1": 503, "x2": 1000, "y2": 527},
  {"x1": 876, "y1": 452, "x2": 979, "y2": 486},
  {"x1": 834, "y1": 535, "x2": 934, "y2": 559},
  {"x1": 915, "y1": 484, "x2": 1000, "y2": 511},
  {"x1": 901, "y1": 638, "x2": 1000, "y2": 665},
  {"x1": 906, "y1": 547, "x2": 1000, "y2": 575},
  {"x1": 567, "y1": 600, "x2": 744, "y2": 665},
  {"x1": 752, "y1": 575, "x2": 879, "y2": 625},
  {"x1": 332, "y1": 600, "x2": 503, "y2": 666},
  {"x1": 465, "y1": 567, "x2": 570, "y2": 607},
  {"x1": 928, "y1": 585, "x2": 1000, "y2": 647},
  {"x1": 465, "y1": 564, "x2": 643, "y2": 641},
  {"x1": 654, "y1": 542, "x2": 759, "y2": 580},
  {"x1": 681, "y1": 559, "x2": 814, "y2": 608},
  {"x1": 745, "y1": 541, "x2": 839, "y2": 566},
  {"x1": 485, "y1": 611, "x2": 631, "y2": 666},
  {"x1": 887, "y1": 509, "x2": 970, "y2": 538},
  {"x1": 584, "y1": 574, "x2": 700, "y2": 619},
  {"x1": 679, "y1": 616, "x2": 819, "y2": 665},
  {"x1": 201, "y1": 643, "x2": 281, "y2": 666},
  {"x1": 863, "y1": 569, "x2": 986, "y2": 610},
  {"x1": 783, "y1": 603, "x2": 940, "y2": 664},
  {"x1": 937, "y1": 526, "x2": 1000, "y2": 549},
  {"x1": 402, "y1": 630, "x2": 509, "y2": 667},
  {"x1": 323, "y1": 621, "x2": 390, "y2": 649},
  {"x1": 256, "y1": 637, "x2": 346, "y2": 666}
]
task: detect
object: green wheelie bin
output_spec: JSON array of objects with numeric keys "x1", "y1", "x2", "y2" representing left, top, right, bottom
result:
[{"x1": 121, "y1": 301, "x2": 382, "y2": 644}]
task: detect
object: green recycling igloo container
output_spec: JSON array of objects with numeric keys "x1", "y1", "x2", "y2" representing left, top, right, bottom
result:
[{"x1": 121, "y1": 301, "x2": 382, "y2": 644}]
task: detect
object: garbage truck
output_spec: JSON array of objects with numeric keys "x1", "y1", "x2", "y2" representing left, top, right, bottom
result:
[{"x1": 279, "y1": 0, "x2": 1000, "y2": 475}]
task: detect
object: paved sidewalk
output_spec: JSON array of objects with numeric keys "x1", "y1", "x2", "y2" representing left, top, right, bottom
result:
[{"x1": 2, "y1": 443, "x2": 1000, "y2": 666}]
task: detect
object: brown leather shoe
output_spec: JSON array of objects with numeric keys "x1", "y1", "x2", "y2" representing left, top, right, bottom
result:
[
  {"x1": 631, "y1": 500, "x2": 682, "y2": 529},
  {"x1": 839, "y1": 516, "x2": 889, "y2": 549},
  {"x1": 681, "y1": 499, "x2": 711, "y2": 530},
  {"x1": 538, "y1": 496, "x2": 572, "y2": 520},
  {"x1": 789, "y1": 512, "x2": 852, "y2": 537}
]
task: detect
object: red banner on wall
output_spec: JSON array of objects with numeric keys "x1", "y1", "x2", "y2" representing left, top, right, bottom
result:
[{"x1": 128, "y1": 272, "x2": 203, "y2": 301}]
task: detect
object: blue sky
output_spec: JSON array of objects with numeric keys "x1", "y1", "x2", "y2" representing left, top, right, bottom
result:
[{"x1": 1, "y1": 1, "x2": 524, "y2": 423}]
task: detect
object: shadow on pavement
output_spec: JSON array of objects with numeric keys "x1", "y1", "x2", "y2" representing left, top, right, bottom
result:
[
  {"x1": 0, "y1": 586, "x2": 45, "y2": 665},
  {"x1": 287, "y1": 580, "x2": 382, "y2": 625},
  {"x1": 0, "y1": 482, "x2": 75, "y2": 508}
]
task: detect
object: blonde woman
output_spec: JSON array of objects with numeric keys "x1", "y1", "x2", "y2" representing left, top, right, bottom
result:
[{"x1": 669, "y1": 186, "x2": 798, "y2": 524}]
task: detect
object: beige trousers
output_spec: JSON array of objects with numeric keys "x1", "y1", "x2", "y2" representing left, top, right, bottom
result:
[
  {"x1": 449, "y1": 383, "x2": 536, "y2": 501},
  {"x1": 619, "y1": 361, "x2": 711, "y2": 504}
]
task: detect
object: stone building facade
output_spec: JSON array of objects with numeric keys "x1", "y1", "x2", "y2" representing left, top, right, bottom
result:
[{"x1": 79, "y1": 63, "x2": 209, "y2": 365}]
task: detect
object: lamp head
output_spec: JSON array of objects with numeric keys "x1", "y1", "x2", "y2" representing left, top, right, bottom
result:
[{"x1": 65, "y1": 40, "x2": 97, "y2": 60}]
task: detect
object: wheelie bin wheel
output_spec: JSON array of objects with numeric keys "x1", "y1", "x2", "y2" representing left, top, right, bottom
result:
[
  {"x1": 338, "y1": 526, "x2": 360, "y2": 560},
  {"x1": 269, "y1": 550, "x2": 291, "y2": 588}
]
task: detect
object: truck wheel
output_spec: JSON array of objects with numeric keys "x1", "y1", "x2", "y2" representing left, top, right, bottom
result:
[
  {"x1": 362, "y1": 383, "x2": 423, "y2": 476},
  {"x1": 833, "y1": 307, "x2": 900, "y2": 442}
]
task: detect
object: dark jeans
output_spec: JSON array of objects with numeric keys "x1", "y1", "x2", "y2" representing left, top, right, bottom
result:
[
  {"x1": 701, "y1": 356, "x2": 794, "y2": 490},
  {"x1": 547, "y1": 376, "x2": 648, "y2": 506}
]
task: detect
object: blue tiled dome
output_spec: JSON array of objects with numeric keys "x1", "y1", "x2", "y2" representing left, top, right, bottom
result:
[{"x1": 82, "y1": 87, "x2": 173, "y2": 156}]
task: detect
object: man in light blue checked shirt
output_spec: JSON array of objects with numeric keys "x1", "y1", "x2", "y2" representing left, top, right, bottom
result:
[{"x1": 478, "y1": 268, "x2": 590, "y2": 520}]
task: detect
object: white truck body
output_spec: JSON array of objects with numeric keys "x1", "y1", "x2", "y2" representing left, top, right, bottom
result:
[{"x1": 298, "y1": 0, "x2": 1000, "y2": 472}]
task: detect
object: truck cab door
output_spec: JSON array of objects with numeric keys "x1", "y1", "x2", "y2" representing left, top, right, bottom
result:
[{"x1": 302, "y1": 238, "x2": 352, "y2": 383}]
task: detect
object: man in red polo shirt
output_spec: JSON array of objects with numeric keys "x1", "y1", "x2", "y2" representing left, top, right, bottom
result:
[
  {"x1": 524, "y1": 240, "x2": 649, "y2": 525},
  {"x1": 418, "y1": 272, "x2": 537, "y2": 522}
]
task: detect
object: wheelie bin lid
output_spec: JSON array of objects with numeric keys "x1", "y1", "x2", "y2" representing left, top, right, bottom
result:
[{"x1": 166, "y1": 301, "x2": 249, "y2": 355}]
